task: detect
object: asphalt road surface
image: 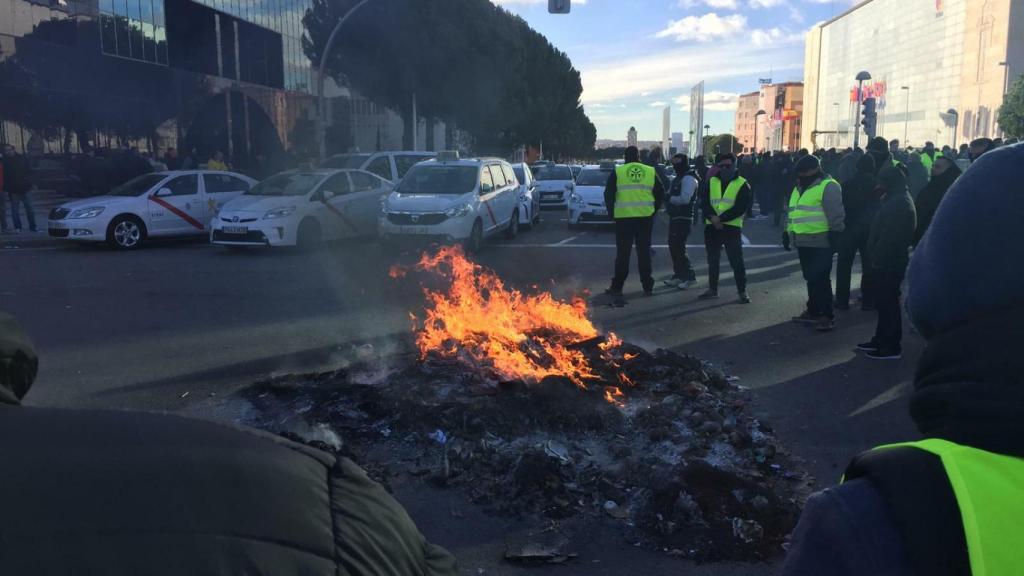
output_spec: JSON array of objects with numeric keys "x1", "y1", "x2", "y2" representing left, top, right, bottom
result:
[{"x1": 2, "y1": 211, "x2": 919, "y2": 575}]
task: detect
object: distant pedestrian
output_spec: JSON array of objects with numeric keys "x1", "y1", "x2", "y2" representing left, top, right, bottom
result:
[
  {"x1": 784, "y1": 155, "x2": 845, "y2": 331},
  {"x1": 919, "y1": 141, "x2": 940, "y2": 173},
  {"x1": 644, "y1": 147, "x2": 669, "y2": 192},
  {"x1": 699, "y1": 153, "x2": 751, "y2": 303},
  {"x1": 862, "y1": 166, "x2": 916, "y2": 359},
  {"x1": 905, "y1": 153, "x2": 928, "y2": 199},
  {"x1": 969, "y1": 137, "x2": 994, "y2": 162},
  {"x1": 163, "y1": 147, "x2": 181, "y2": 170},
  {"x1": 1, "y1": 144, "x2": 37, "y2": 233},
  {"x1": 663, "y1": 153, "x2": 700, "y2": 289},
  {"x1": 207, "y1": 150, "x2": 230, "y2": 171},
  {"x1": 835, "y1": 153, "x2": 878, "y2": 310},
  {"x1": 913, "y1": 155, "x2": 960, "y2": 246},
  {"x1": 603, "y1": 146, "x2": 664, "y2": 307}
]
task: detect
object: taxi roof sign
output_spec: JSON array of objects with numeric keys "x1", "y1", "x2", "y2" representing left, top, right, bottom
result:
[{"x1": 437, "y1": 150, "x2": 460, "y2": 162}]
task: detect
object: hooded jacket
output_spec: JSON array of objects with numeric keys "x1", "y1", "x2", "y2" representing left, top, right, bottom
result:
[
  {"x1": 0, "y1": 313, "x2": 457, "y2": 576},
  {"x1": 913, "y1": 163, "x2": 961, "y2": 246},
  {"x1": 866, "y1": 167, "x2": 916, "y2": 271}
]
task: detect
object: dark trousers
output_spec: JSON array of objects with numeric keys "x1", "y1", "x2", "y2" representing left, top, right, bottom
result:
[
  {"x1": 797, "y1": 246, "x2": 835, "y2": 318},
  {"x1": 836, "y1": 224, "x2": 871, "y2": 306},
  {"x1": 872, "y1": 267, "x2": 905, "y2": 351},
  {"x1": 611, "y1": 217, "x2": 654, "y2": 292},
  {"x1": 705, "y1": 225, "x2": 746, "y2": 293},
  {"x1": 0, "y1": 190, "x2": 7, "y2": 231},
  {"x1": 9, "y1": 192, "x2": 36, "y2": 231},
  {"x1": 668, "y1": 217, "x2": 696, "y2": 281}
]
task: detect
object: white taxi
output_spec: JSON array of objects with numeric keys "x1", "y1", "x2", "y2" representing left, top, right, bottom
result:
[
  {"x1": 46, "y1": 170, "x2": 256, "y2": 250},
  {"x1": 211, "y1": 169, "x2": 392, "y2": 248},
  {"x1": 378, "y1": 152, "x2": 520, "y2": 252},
  {"x1": 567, "y1": 163, "x2": 614, "y2": 227},
  {"x1": 533, "y1": 164, "x2": 575, "y2": 209}
]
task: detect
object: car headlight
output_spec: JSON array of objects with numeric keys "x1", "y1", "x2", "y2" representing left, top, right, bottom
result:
[
  {"x1": 444, "y1": 204, "x2": 472, "y2": 218},
  {"x1": 67, "y1": 206, "x2": 105, "y2": 219},
  {"x1": 263, "y1": 206, "x2": 296, "y2": 220},
  {"x1": 569, "y1": 192, "x2": 584, "y2": 205}
]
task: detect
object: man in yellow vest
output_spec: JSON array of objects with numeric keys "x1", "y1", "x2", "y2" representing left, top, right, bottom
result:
[
  {"x1": 783, "y1": 155, "x2": 845, "y2": 331},
  {"x1": 698, "y1": 153, "x2": 751, "y2": 303},
  {"x1": 603, "y1": 146, "x2": 664, "y2": 307},
  {"x1": 781, "y1": 143, "x2": 1024, "y2": 576},
  {"x1": 920, "y1": 141, "x2": 941, "y2": 173}
]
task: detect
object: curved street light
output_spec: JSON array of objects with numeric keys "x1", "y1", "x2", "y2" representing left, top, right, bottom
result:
[
  {"x1": 753, "y1": 109, "x2": 766, "y2": 154},
  {"x1": 317, "y1": 0, "x2": 374, "y2": 163},
  {"x1": 947, "y1": 108, "x2": 959, "y2": 148}
]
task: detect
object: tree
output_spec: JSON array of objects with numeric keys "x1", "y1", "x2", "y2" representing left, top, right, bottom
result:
[
  {"x1": 704, "y1": 134, "x2": 743, "y2": 156},
  {"x1": 998, "y1": 74, "x2": 1024, "y2": 139}
]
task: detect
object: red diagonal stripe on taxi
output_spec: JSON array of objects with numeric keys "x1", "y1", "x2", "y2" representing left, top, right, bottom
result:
[
  {"x1": 483, "y1": 201, "x2": 498, "y2": 227},
  {"x1": 322, "y1": 201, "x2": 359, "y2": 232},
  {"x1": 148, "y1": 195, "x2": 205, "y2": 230}
]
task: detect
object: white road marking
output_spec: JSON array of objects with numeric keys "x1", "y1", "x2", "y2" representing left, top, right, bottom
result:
[{"x1": 556, "y1": 236, "x2": 578, "y2": 245}]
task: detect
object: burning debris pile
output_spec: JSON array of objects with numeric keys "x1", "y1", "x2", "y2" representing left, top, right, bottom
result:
[{"x1": 235, "y1": 247, "x2": 805, "y2": 562}]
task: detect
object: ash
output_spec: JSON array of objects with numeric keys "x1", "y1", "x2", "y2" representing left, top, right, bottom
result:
[{"x1": 233, "y1": 336, "x2": 806, "y2": 562}]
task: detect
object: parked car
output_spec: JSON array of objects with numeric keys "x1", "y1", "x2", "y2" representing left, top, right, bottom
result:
[
  {"x1": 570, "y1": 164, "x2": 583, "y2": 179},
  {"x1": 533, "y1": 164, "x2": 575, "y2": 210},
  {"x1": 511, "y1": 162, "x2": 540, "y2": 228},
  {"x1": 319, "y1": 151, "x2": 436, "y2": 184},
  {"x1": 378, "y1": 152, "x2": 519, "y2": 253},
  {"x1": 47, "y1": 170, "x2": 256, "y2": 250},
  {"x1": 567, "y1": 163, "x2": 614, "y2": 227},
  {"x1": 211, "y1": 169, "x2": 392, "y2": 248}
]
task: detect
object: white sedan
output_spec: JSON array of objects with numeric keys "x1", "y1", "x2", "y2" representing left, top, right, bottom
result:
[
  {"x1": 211, "y1": 169, "x2": 392, "y2": 248},
  {"x1": 47, "y1": 170, "x2": 256, "y2": 250},
  {"x1": 568, "y1": 164, "x2": 614, "y2": 227}
]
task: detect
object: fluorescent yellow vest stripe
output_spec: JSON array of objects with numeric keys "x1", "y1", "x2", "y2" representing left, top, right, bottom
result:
[
  {"x1": 613, "y1": 163, "x2": 656, "y2": 218},
  {"x1": 787, "y1": 179, "x2": 836, "y2": 235},
  {"x1": 706, "y1": 176, "x2": 746, "y2": 228},
  {"x1": 869, "y1": 439, "x2": 1024, "y2": 576}
]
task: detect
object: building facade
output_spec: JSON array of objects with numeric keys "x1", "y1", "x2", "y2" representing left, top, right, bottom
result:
[
  {"x1": 627, "y1": 126, "x2": 637, "y2": 148},
  {"x1": 802, "y1": 0, "x2": 1023, "y2": 151},
  {"x1": 734, "y1": 91, "x2": 759, "y2": 153},
  {"x1": 733, "y1": 82, "x2": 803, "y2": 153}
]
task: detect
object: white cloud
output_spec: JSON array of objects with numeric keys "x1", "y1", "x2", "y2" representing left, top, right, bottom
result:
[
  {"x1": 749, "y1": 0, "x2": 784, "y2": 7},
  {"x1": 674, "y1": 90, "x2": 740, "y2": 112},
  {"x1": 751, "y1": 27, "x2": 784, "y2": 45},
  {"x1": 706, "y1": 0, "x2": 739, "y2": 8},
  {"x1": 649, "y1": 101, "x2": 667, "y2": 107},
  {"x1": 655, "y1": 13, "x2": 747, "y2": 42}
]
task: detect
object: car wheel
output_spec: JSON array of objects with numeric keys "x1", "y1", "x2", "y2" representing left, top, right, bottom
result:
[
  {"x1": 506, "y1": 209, "x2": 520, "y2": 239},
  {"x1": 107, "y1": 215, "x2": 146, "y2": 250},
  {"x1": 296, "y1": 218, "x2": 322, "y2": 250},
  {"x1": 465, "y1": 219, "x2": 483, "y2": 254}
]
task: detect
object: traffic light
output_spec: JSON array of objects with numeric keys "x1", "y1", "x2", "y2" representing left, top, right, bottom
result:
[
  {"x1": 548, "y1": 0, "x2": 570, "y2": 13},
  {"x1": 862, "y1": 97, "x2": 878, "y2": 139}
]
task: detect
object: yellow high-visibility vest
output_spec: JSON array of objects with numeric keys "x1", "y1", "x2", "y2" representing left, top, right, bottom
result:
[
  {"x1": 706, "y1": 176, "x2": 747, "y2": 228},
  {"x1": 613, "y1": 163, "x2": 656, "y2": 218}
]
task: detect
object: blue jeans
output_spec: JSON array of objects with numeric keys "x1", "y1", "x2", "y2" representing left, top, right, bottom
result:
[{"x1": 9, "y1": 192, "x2": 37, "y2": 231}]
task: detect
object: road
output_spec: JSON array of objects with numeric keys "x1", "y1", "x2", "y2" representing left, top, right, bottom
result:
[{"x1": 1, "y1": 211, "x2": 919, "y2": 574}]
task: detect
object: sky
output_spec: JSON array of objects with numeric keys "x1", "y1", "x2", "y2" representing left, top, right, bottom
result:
[{"x1": 491, "y1": 0, "x2": 861, "y2": 142}]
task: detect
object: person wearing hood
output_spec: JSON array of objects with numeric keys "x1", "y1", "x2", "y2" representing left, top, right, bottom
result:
[
  {"x1": 781, "y1": 144, "x2": 1024, "y2": 576},
  {"x1": 835, "y1": 153, "x2": 878, "y2": 310},
  {"x1": 866, "y1": 136, "x2": 902, "y2": 176},
  {"x1": 913, "y1": 155, "x2": 961, "y2": 246},
  {"x1": 783, "y1": 155, "x2": 845, "y2": 331},
  {"x1": 0, "y1": 311, "x2": 458, "y2": 575},
  {"x1": 905, "y1": 152, "x2": 929, "y2": 199},
  {"x1": 968, "y1": 137, "x2": 994, "y2": 162},
  {"x1": 699, "y1": 153, "x2": 752, "y2": 303},
  {"x1": 663, "y1": 153, "x2": 700, "y2": 289},
  {"x1": 862, "y1": 166, "x2": 916, "y2": 360}
]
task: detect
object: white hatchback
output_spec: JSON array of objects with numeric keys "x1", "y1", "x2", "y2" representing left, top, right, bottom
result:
[
  {"x1": 533, "y1": 164, "x2": 576, "y2": 210},
  {"x1": 567, "y1": 164, "x2": 614, "y2": 227},
  {"x1": 46, "y1": 170, "x2": 256, "y2": 250},
  {"x1": 378, "y1": 154, "x2": 520, "y2": 252},
  {"x1": 211, "y1": 169, "x2": 392, "y2": 248}
]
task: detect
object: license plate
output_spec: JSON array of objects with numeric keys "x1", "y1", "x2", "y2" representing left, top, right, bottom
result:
[
  {"x1": 593, "y1": 209, "x2": 607, "y2": 216},
  {"x1": 398, "y1": 226, "x2": 430, "y2": 235},
  {"x1": 542, "y1": 193, "x2": 562, "y2": 199},
  {"x1": 223, "y1": 226, "x2": 248, "y2": 234},
  {"x1": 48, "y1": 221, "x2": 67, "y2": 229}
]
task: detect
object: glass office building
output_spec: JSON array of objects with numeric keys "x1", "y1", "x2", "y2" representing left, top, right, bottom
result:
[
  {"x1": 0, "y1": 0, "x2": 319, "y2": 159},
  {"x1": 802, "y1": 0, "x2": 1024, "y2": 150}
]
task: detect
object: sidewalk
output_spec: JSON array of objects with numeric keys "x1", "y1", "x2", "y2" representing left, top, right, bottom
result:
[{"x1": 1, "y1": 189, "x2": 78, "y2": 250}]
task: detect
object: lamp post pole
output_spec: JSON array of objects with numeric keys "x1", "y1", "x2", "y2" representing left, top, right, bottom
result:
[
  {"x1": 853, "y1": 71, "x2": 872, "y2": 150},
  {"x1": 317, "y1": 0, "x2": 373, "y2": 163},
  {"x1": 947, "y1": 108, "x2": 959, "y2": 149},
  {"x1": 753, "y1": 110, "x2": 766, "y2": 154},
  {"x1": 900, "y1": 86, "x2": 909, "y2": 147}
]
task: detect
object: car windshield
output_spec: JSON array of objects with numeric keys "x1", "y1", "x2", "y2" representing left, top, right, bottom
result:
[
  {"x1": 108, "y1": 173, "x2": 168, "y2": 196},
  {"x1": 320, "y1": 154, "x2": 371, "y2": 169},
  {"x1": 512, "y1": 166, "x2": 525, "y2": 183},
  {"x1": 575, "y1": 169, "x2": 610, "y2": 186},
  {"x1": 245, "y1": 172, "x2": 323, "y2": 196},
  {"x1": 396, "y1": 165, "x2": 478, "y2": 195},
  {"x1": 535, "y1": 166, "x2": 572, "y2": 181}
]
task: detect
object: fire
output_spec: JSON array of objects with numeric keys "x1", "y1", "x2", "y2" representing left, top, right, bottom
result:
[
  {"x1": 604, "y1": 386, "x2": 625, "y2": 406},
  {"x1": 403, "y1": 245, "x2": 613, "y2": 388}
]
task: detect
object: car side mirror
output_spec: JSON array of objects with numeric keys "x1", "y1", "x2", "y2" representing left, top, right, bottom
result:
[
  {"x1": 481, "y1": 183, "x2": 493, "y2": 194},
  {"x1": 322, "y1": 189, "x2": 335, "y2": 200},
  {"x1": 155, "y1": 187, "x2": 172, "y2": 197}
]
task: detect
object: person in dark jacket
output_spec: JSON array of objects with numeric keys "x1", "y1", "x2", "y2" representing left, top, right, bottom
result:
[
  {"x1": 0, "y1": 156, "x2": 8, "y2": 234},
  {"x1": 0, "y1": 310, "x2": 458, "y2": 576},
  {"x1": 782, "y1": 143, "x2": 1024, "y2": 576},
  {"x1": 862, "y1": 166, "x2": 916, "y2": 359},
  {"x1": 2, "y1": 143, "x2": 37, "y2": 233},
  {"x1": 664, "y1": 153, "x2": 700, "y2": 289},
  {"x1": 698, "y1": 153, "x2": 752, "y2": 303},
  {"x1": 913, "y1": 155, "x2": 960, "y2": 246},
  {"x1": 905, "y1": 153, "x2": 928, "y2": 199},
  {"x1": 834, "y1": 154, "x2": 878, "y2": 310},
  {"x1": 645, "y1": 146, "x2": 670, "y2": 192}
]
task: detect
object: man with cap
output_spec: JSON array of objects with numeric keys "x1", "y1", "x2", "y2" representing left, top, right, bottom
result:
[
  {"x1": 783, "y1": 155, "x2": 845, "y2": 331},
  {"x1": 781, "y1": 143, "x2": 1024, "y2": 576},
  {"x1": 604, "y1": 145, "x2": 665, "y2": 307},
  {"x1": 698, "y1": 153, "x2": 752, "y2": 303}
]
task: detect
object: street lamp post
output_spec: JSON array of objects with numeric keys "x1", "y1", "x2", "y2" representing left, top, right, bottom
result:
[
  {"x1": 853, "y1": 71, "x2": 872, "y2": 150},
  {"x1": 317, "y1": 0, "x2": 373, "y2": 163},
  {"x1": 832, "y1": 102, "x2": 840, "y2": 147},
  {"x1": 947, "y1": 108, "x2": 959, "y2": 148},
  {"x1": 688, "y1": 130, "x2": 695, "y2": 156},
  {"x1": 704, "y1": 124, "x2": 711, "y2": 157},
  {"x1": 753, "y1": 110, "x2": 766, "y2": 154},
  {"x1": 900, "y1": 86, "x2": 910, "y2": 147}
]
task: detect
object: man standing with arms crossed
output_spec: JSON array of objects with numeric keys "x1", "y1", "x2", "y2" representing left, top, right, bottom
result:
[
  {"x1": 699, "y1": 153, "x2": 752, "y2": 303},
  {"x1": 604, "y1": 146, "x2": 664, "y2": 307},
  {"x1": 663, "y1": 153, "x2": 700, "y2": 289}
]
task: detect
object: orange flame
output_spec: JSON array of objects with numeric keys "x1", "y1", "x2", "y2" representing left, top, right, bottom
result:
[
  {"x1": 604, "y1": 386, "x2": 625, "y2": 406},
  {"x1": 409, "y1": 246, "x2": 611, "y2": 389},
  {"x1": 389, "y1": 264, "x2": 407, "y2": 279}
]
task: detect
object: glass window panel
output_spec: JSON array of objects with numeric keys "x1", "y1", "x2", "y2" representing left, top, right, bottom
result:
[
  {"x1": 143, "y1": 21, "x2": 155, "y2": 62},
  {"x1": 100, "y1": 0, "x2": 114, "y2": 14},
  {"x1": 100, "y1": 13, "x2": 116, "y2": 55},
  {"x1": 114, "y1": 13, "x2": 130, "y2": 58},
  {"x1": 114, "y1": 0, "x2": 128, "y2": 16},
  {"x1": 152, "y1": 0, "x2": 164, "y2": 27},
  {"x1": 155, "y1": 25, "x2": 168, "y2": 64}
]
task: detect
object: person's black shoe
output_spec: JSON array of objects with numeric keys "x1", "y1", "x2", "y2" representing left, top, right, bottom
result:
[
  {"x1": 643, "y1": 286, "x2": 655, "y2": 297},
  {"x1": 866, "y1": 349, "x2": 902, "y2": 360},
  {"x1": 816, "y1": 317, "x2": 836, "y2": 332},
  {"x1": 856, "y1": 341, "x2": 879, "y2": 352},
  {"x1": 834, "y1": 301, "x2": 850, "y2": 310},
  {"x1": 698, "y1": 289, "x2": 719, "y2": 300},
  {"x1": 738, "y1": 292, "x2": 751, "y2": 304},
  {"x1": 791, "y1": 310, "x2": 820, "y2": 324},
  {"x1": 662, "y1": 277, "x2": 680, "y2": 287}
]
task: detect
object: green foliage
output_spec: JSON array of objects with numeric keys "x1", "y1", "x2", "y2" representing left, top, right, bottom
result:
[
  {"x1": 704, "y1": 134, "x2": 742, "y2": 156},
  {"x1": 303, "y1": 0, "x2": 596, "y2": 157},
  {"x1": 998, "y1": 74, "x2": 1024, "y2": 139}
]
